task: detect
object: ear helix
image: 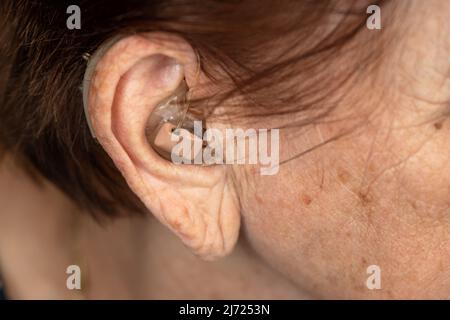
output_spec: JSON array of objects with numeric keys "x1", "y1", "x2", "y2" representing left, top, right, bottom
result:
[{"x1": 82, "y1": 35, "x2": 125, "y2": 139}]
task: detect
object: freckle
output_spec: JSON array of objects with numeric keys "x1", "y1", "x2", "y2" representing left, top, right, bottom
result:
[
  {"x1": 361, "y1": 257, "x2": 367, "y2": 264},
  {"x1": 326, "y1": 274, "x2": 337, "y2": 285},
  {"x1": 358, "y1": 191, "x2": 372, "y2": 205},
  {"x1": 434, "y1": 122, "x2": 443, "y2": 130},
  {"x1": 337, "y1": 168, "x2": 350, "y2": 184},
  {"x1": 282, "y1": 199, "x2": 294, "y2": 210},
  {"x1": 250, "y1": 167, "x2": 259, "y2": 175},
  {"x1": 386, "y1": 290, "x2": 394, "y2": 298},
  {"x1": 301, "y1": 194, "x2": 312, "y2": 206},
  {"x1": 170, "y1": 218, "x2": 182, "y2": 231},
  {"x1": 353, "y1": 284, "x2": 365, "y2": 292},
  {"x1": 255, "y1": 194, "x2": 264, "y2": 204}
]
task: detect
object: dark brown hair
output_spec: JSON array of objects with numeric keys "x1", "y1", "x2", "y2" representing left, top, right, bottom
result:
[{"x1": 0, "y1": 0, "x2": 384, "y2": 218}]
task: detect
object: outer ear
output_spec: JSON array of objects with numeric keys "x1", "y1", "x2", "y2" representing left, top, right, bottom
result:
[{"x1": 85, "y1": 33, "x2": 240, "y2": 260}]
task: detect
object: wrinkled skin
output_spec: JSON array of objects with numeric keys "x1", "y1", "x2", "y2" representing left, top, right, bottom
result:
[{"x1": 234, "y1": 0, "x2": 450, "y2": 298}]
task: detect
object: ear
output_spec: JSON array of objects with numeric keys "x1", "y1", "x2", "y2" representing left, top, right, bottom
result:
[{"x1": 85, "y1": 33, "x2": 240, "y2": 260}]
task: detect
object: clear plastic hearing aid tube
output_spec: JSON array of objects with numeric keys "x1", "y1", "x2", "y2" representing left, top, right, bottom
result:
[{"x1": 82, "y1": 35, "x2": 125, "y2": 138}]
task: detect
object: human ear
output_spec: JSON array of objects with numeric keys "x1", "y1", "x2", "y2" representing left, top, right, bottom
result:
[{"x1": 83, "y1": 33, "x2": 240, "y2": 260}]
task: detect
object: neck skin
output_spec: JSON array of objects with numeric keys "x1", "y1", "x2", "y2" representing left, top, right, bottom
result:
[{"x1": 0, "y1": 156, "x2": 307, "y2": 299}]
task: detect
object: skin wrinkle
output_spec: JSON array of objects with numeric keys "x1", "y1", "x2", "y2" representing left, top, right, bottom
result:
[
  {"x1": 347, "y1": 81, "x2": 448, "y2": 210},
  {"x1": 239, "y1": 17, "x2": 450, "y2": 290}
]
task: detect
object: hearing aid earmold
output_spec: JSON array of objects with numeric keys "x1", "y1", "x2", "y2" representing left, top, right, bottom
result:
[{"x1": 145, "y1": 78, "x2": 205, "y2": 161}]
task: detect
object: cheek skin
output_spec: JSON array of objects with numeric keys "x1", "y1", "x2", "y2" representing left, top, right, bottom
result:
[{"x1": 236, "y1": 118, "x2": 450, "y2": 299}]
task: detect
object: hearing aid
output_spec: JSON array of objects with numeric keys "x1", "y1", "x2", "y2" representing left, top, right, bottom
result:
[
  {"x1": 82, "y1": 35, "x2": 205, "y2": 163},
  {"x1": 144, "y1": 78, "x2": 206, "y2": 161}
]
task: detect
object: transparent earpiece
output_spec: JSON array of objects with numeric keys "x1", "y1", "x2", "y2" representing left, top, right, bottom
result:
[{"x1": 146, "y1": 79, "x2": 205, "y2": 161}]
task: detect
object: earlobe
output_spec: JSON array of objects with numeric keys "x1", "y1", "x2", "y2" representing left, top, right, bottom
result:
[{"x1": 83, "y1": 33, "x2": 241, "y2": 260}]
